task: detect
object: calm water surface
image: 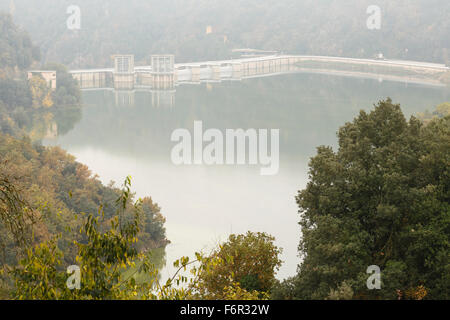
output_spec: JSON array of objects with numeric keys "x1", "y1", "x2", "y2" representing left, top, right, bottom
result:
[{"x1": 44, "y1": 73, "x2": 450, "y2": 280}]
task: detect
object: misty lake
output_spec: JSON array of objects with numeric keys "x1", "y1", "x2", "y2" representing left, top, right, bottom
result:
[{"x1": 43, "y1": 72, "x2": 450, "y2": 281}]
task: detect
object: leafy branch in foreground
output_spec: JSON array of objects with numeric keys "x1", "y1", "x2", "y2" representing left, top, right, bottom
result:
[{"x1": 11, "y1": 177, "x2": 156, "y2": 299}]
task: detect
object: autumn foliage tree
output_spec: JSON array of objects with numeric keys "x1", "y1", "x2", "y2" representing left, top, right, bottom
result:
[{"x1": 193, "y1": 231, "x2": 282, "y2": 299}]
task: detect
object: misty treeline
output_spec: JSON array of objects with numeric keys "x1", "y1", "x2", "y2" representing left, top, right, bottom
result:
[{"x1": 0, "y1": 0, "x2": 449, "y2": 67}]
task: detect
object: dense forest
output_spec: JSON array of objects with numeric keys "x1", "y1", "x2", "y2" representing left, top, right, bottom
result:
[{"x1": 0, "y1": 0, "x2": 449, "y2": 67}]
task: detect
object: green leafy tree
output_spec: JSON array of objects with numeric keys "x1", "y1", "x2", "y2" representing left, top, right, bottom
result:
[{"x1": 292, "y1": 99, "x2": 449, "y2": 299}]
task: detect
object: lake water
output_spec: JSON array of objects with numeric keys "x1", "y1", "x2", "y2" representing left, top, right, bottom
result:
[{"x1": 44, "y1": 72, "x2": 450, "y2": 281}]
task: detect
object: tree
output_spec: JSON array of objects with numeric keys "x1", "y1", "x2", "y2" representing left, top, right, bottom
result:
[
  {"x1": 193, "y1": 231, "x2": 282, "y2": 299},
  {"x1": 293, "y1": 99, "x2": 449, "y2": 299},
  {"x1": 41, "y1": 63, "x2": 81, "y2": 107}
]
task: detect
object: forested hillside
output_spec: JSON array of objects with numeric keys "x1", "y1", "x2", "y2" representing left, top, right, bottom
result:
[
  {"x1": 1, "y1": 0, "x2": 449, "y2": 68},
  {"x1": 0, "y1": 14, "x2": 169, "y2": 298},
  {"x1": 0, "y1": 133, "x2": 168, "y2": 266}
]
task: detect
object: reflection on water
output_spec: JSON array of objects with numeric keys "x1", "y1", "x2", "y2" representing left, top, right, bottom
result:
[{"x1": 43, "y1": 73, "x2": 450, "y2": 280}]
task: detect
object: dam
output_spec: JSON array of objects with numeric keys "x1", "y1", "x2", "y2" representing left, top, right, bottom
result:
[{"x1": 68, "y1": 54, "x2": 450, "y2": 91}]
